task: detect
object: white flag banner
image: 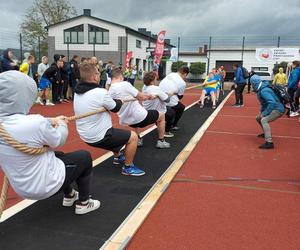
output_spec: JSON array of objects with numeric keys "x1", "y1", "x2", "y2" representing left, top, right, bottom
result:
[{"x1": 256, "y1": 48, "x2": 300, "y2": 62}]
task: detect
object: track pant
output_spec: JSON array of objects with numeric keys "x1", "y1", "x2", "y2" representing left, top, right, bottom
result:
[
  {"x1": 235, "y1": 83, "x2": 246, "y2": 105},
  {"x1": 256, "y1": 110, "x2": 284, "y2": 143},
  {"x1": 170, "y1": 102, "x2": 185, "y2": 127},
  {"x1": 288, "y1": 88, "x2": 297, "y2": 112},
  {"x1": 56, "y1": 150, "x2": 93, "y2": 202},
  {"x1": 165, "y1": 107, "x2": 176, "y2": 132},
  {"x1": 52, "y1": 82, "x2": 60, "y2": 103},
  {"x1": 61, "y1": 79, "x2": 69, "y2": 100},
  {"x1": 293, "y1": 88, "x2": 300, "y2": 111}
]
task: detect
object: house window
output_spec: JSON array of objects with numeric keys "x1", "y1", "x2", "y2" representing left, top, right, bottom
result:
[
  {"x1": 64, "y1": 25, "x2": 84, "y2": 44},
  {"x1": 136, "y1": 39, "x2": 142, "y2": 48},
  {"x1": 88, "y1": 24, "x2": 109, "y2": 44}
]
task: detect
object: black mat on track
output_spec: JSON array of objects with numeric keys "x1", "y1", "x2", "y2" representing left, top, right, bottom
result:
[{"x1": 0, "y1": 93, "x2": 227, "y2": 250}]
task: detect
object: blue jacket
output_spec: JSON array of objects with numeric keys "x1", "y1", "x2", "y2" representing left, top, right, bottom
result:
[
  {"x1": 234, "y1": 67, "x2": 246, "y2": 84},
  {"x1": 287, "y1": 67, "x2": 300, "y2": 90},
  {"x1": 1, "y1": 49, "x2": 19, "y2": 72},
  {"x1": 254, "y1": 81, "x2": 285, "y2": 116}
]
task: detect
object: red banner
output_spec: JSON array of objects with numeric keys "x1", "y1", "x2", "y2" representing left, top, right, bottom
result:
[
  {"x1": 124, "y1": 51, "x2": 133, "y2": 68},
  {"x1": 154, "y1": 30, "x2": 166, "y2": 66}
]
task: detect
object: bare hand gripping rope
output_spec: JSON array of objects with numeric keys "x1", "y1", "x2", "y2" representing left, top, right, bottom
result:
[{"x1": 0, "y1": 97, "x2": 137, "y2": 218}]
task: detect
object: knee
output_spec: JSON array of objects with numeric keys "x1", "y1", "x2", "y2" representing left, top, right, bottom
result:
[{"x1": 129, "y1": 131, "x2": 138, "y2": 143}]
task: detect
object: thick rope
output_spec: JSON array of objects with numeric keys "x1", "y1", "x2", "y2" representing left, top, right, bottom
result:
[{"x1": 0, "y1": 97, "x2": 137, "y2": 218}]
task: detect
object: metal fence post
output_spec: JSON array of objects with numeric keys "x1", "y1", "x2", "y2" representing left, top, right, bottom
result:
[
  {"x1": 241, "y1": 36, "x2": 245, "y2": 63},
  {"x1": 93, "y1": 37, "x2": 96, "y2": 57},
  {"x1": 19, "y1": 33, "x2": 23, "y2": 62},
  {"x1": 38, "y1": 36, "x2": 41, "y2": 63},
  {"x1": 207, "y1": 36, "x2": 212, "y2": 74},
  {"x1": 277, "y1": 36, "x2": 281, "y2": 48},
  {"x1": 67, "y1": 37, "x2": 70, "y2": 62},
  {"x1": 177, "y1": 37, "x2": 180, "y2": 62}
]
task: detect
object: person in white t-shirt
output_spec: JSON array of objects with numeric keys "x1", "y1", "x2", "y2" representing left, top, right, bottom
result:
[
  {"x1": 142, "y1": 71, "x2": 176, "y2": 138},
  {"x1": 108, "y1": 68, "x2": 171, "y2": 149},
  {"x1": 74, "y1": 63, "x2": 145, "y2": 176},
  {"x1": 0, "y1": 71, "x2": 100, "y2": 215},
  {"x1": 159, "y1": 66, "x2": 189, "y2": 131}
]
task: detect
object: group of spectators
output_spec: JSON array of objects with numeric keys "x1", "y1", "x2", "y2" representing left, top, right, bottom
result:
[{"x1": 0, "y1": 49, "x2": 116, "y2": 106}]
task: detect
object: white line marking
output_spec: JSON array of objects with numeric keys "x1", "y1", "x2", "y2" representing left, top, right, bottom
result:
[
  {"x1": 206, "y1": 130, "x2": 300, "y2": 140},
  {"x1": 200, "y1": 175, "x2": 214, "y2": 178},
  {"x1": 219, "y1": 114, "x2": 293, "y2": 121},
  {"x1": 228, "y1": 177, "x2": 242, "y2": 180},
  {"x1": 257, "y1": 179, "x2": 272, "y2": 183},
  {"x1": 0, "y1": 99, "x2": 199, "y2": 223},
  {"x1": 100, "y1": 91, "x2": 234, "y2": 249}
]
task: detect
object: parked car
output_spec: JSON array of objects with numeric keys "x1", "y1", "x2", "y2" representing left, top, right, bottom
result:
[{"x1": 253, "y1": 71, "x2": 272, "y2": 81}]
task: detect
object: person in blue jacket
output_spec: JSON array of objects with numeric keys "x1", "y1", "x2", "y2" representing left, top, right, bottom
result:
[
  {"x1": 233, "y1": 63, "x2": 246, "y2": 107},
  {"x1": 287, "y1": 61, "x2": 300, "y2": 117},
  {"x1": 1, "y1": 49, "x2": 19, "y2": 72},
  {"x1": 250, "y1": 74, "x2": 285, "y2": 149}
]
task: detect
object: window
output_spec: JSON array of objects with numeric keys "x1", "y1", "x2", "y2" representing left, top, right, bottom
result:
[
  {"x1": 64, "y1": 25, "x2": 84, "y2": 44},
  {"x1": 136, "y1": 40, "x2": 142, "y2": 48},
  {"x1": 88, "y1": 24, "x2": 109, "y2": 44}
]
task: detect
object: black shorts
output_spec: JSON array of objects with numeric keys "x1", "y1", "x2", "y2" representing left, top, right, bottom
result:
[
  {"x1": 87, "y1": 128, "x2": 131, "y2": 152},
  {"x1": 130, "y1": 110, "x2": 159, "y2": 128}
]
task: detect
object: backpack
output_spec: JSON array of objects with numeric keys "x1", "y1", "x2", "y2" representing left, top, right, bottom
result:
[
  {"x1": 268, "y1": 84, "x2": 290, "y2": 106},
  {"x1": 242, "y1": 67, "x2": 249, "y2": 79}
]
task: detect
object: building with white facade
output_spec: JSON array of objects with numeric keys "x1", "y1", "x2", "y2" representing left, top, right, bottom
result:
[{"x1": 46, "y1": 9, "x2": 173, "y2": 75}]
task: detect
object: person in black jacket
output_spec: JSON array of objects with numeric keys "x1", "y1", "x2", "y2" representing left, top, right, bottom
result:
[
  {"x1": 69, "y1": 55, "x2": 80, "y2": 100},
  {"x1": 60, "y1": 55, "x2": 69, "y2": 102},
  {"x1": 1, "y1": 49, "x2": 19, "y2": 72},
  {"x1": 38, "y1": 57, "x2": 63, "y2": 105},
  {"x1": 50, "y1": 54, "x2": 63, "y2": 104}
]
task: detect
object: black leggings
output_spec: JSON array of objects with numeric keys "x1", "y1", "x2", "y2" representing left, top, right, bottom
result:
[
  {"x1": 171, "y1": 102, "x2": 185, "y2": 127},
  {"x1": 165, "y1": 107, "x2": 176, "y2": 132},
  {"x1": 56, "y1": 150, "x2": 93, "y2": 201},
  {"x1": 235, "y1": 84, "x2": 246, "y2": 105},
  {"x1": 288, "y1": 88, "x2": 297, "y2": 112}
]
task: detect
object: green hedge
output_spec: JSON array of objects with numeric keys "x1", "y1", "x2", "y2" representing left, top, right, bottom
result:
[
  {"x1": 189, "y1": 62, "x2": 206, "y2": 75},
  {"x1": 171, "y1": 61, "x2": 188, "y2": 72}
]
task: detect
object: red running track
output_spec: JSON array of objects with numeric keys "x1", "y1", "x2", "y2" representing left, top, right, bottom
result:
[
  {"x1": 0, "y1": 87, "x2": 201, "y2": 210},
  {"x1": 127, "y1": 92, "x2": 300, "y2": 250}
]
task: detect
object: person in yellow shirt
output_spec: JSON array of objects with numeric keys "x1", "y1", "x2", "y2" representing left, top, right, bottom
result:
[
  {"x1": 273, "y1": 67, "x2": 287, "y2": 85},
  {"x1": 19, "y1": 55, "x2": 35, "y2": 79}
]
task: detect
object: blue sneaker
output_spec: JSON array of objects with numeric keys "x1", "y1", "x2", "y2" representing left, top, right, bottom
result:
[
  {"x1": 113, "y1": 154, "x2": 125, "y2": 165},
  {"x1": 122, "y1": 164, "x2": 145, "y2": 176}
]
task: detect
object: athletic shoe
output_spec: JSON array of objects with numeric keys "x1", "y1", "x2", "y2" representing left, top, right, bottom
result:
[
  {"x1": 232, "y1": 104, "x2": 241, "y2": 107},
  {"x1": 259, "y1": 142, "x2": 274, "y2": 149},
  {"x1": 289, "y1": 111, "x2": 299, "y2": 117},
  {"x1": 212, "y1": 105, "x2": 216, "y2": 109},
  {"x1": 164, "y1": 132, "x2": 174, "y2": 138},
  {"x1": 240, "y1": 104, "x2": 245, "y2": 107},
  {"x1": 46, "y1": 100, "x2": 55, "y2": 106},
  {"x1": 35, "y1": 97, "x2": 41, "y2": 104},
  {"x1": 122, "y1": 164, "x2": 145, "y2": 176},
  {"x1": 137, "y1": 138, "x2": 143, "y2": 147},
  {"x1": 170, "y1": 126, "x2": 180, "y2": 131},
  {"x1": 156, "y1": 140, "x2": 171, "y2": 149},
  {"x1": 113, "y1": 154, "x2": 125, "y2": 165},
  {"x1": 62, "y1": 191, "x2": 79, "y2": 207},
  {"x1": 62, "y1": 99, "x2": 70, "y2": 103},
  {"x1": 199, "y1": 104, "x2": 204, "y2": 108},
  {"x1": 75, "y1": 198, "x2": 101, "y2": 215},
  {"x1": 257, "y1": 133, "x2": 265, "y2": 138}
]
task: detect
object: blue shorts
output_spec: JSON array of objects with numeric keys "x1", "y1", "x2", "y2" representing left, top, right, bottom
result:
[
  {"x1": 39, "y1": 77, "x2": 51, "y2": 90},
  {"x1": 216, "y1": 83, "x2": 221, "y2": 90},
  {"x1": 203, "y1": 87, "x2": 217, "y2": 95}
]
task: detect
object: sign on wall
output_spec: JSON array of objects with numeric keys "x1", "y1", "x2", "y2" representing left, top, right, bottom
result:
[{"x1": 256, "y1": 48, "x2": 300, "y2": 62}]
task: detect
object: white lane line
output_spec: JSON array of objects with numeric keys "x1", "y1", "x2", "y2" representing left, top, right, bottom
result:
[
  {"x1": 100, "y1": 91, "x2": 234, "y2": 250},
  {"x1": 206, "y1": 130, "x2": 300, "y2": 140},
  {"x1": 218, "y1": 114, "x2": 293, "y2": 121},
  {"x1": 0, "y1": 99, "x2": 200, "y2": 223}
]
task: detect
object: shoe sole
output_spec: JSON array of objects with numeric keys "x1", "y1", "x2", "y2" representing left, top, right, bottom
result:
[
  {"x1": 75, "y1": 203, "x2": 101, "y2": 215},
  {"x1": 121, "y1": 172, "x2": 145, "y2": 176},
  {"x1": 164, "y1": 134, "x2": 174, "y2": 138}
]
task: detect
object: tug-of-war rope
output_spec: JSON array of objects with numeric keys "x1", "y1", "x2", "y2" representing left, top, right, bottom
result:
[{"x1": 0, "y1": 97, "x2": 137, "y2": 218}]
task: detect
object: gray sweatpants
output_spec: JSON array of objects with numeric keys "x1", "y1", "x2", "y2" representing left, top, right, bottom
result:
[{"x1": 256, "y1": 110, "x2": 284, "y2": 142}]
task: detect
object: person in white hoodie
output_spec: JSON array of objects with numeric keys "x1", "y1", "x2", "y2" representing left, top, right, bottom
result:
[{"x1": 0, "y1": 71, "x2": 100, "y2": 215}]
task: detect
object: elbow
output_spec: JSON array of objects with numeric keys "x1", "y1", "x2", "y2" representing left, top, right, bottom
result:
[{"x1": 110, "y1": 99, "x2": 122, "y2": 113}]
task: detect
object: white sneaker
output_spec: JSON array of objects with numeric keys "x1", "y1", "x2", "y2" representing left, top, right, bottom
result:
[
  {"x1": 75, "y1": 199, "x2": 101, "y2": 215},
  {"x1": 62, "y1": 191, "x2": 79, "y2": 207},
  {"x1": 35, "y1": 97, "x2": 41, "y2": 103},
  {"x1": 164, "y1": 132, "x2": 174, "y2": 138},
  {"x1": 46, "y1": 100, "x2": 55, "y2": 106},
  {"x1": 156, "y1": 140, "x2": 171, "y2": 149},
  {"x1": 137, "y1": 138, "x2": 143, "y2": 147},
  {"x1": 290, "y1": 111, "x2": 299, "y2": 117}
]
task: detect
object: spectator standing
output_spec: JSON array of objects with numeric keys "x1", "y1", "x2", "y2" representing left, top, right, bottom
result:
[
  {"x1": 20, "y1": 55, "x2": 35, "y2": 79},
  {"x1": 51, "y1": 55, "x2": 63, "y2": 104},
  {"x1": 287, "y1": 61, "x2": 300, "y2": 117},
  {"x1": 60, "y1": 55, "x2": 69, "y2": 102},
  {"x1": 99, "y1": 64, "x2": 108, "y2": 88},
  {"x1": 69, "y1": 55, "x2": 80, "y2": 100},
  {"x1": 1, "y1": 49, "x2": 19, "y2": 72},
  {"x1": 37, "y1": 56, "x2": 49, "y2": 80},
  {"x1": 273, "y1": 67, "x2": 287, "y2": 85},
  {"x1": 128, "y1": 65, "x2": 137, "y2": 86},
  {"x1": 233, "y1": 63, "x2": 247, "y2": 107}
]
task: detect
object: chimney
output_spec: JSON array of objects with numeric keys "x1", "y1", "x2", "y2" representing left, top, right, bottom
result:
[{"x1": 83, "y1": 9, "x2": 91, "y2": 16}]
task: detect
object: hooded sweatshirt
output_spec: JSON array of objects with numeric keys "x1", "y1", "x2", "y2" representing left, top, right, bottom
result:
[
  {"x1": 250, "y1": 75, "x2": 285, "y2": 117},
  {"x1": 0, "y1": 71, "x2": 68, "y2": 200},
  {"x1": 1, "y1": 49, "x2": 19, "y2": 72},
  {"x1": 273, "y1": 68, "x2": 287, "y2": 85},
  {"x1": 287, "y1": 67, "x2": 300, "y2": 90}
]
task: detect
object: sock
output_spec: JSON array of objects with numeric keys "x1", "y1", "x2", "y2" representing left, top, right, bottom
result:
[
  {"x1": 124, "y1": 163, "x2": 132, "y2": 168},
  {"x1": 159, "y1": 138, "x2": 164, "y2": 142}
]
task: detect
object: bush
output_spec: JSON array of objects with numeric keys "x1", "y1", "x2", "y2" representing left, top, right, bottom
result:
[
  {"x1": 273, "y1": 61, "x2": 288, "y2": 74},
  {"x1": 189, "y1": 62, "x2": 206, "y2": 75},
  {"x1": 171, "y1": 61, "x2": 188, "y2": 72}
]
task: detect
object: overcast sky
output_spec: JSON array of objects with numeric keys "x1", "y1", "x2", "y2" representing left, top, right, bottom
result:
[{"x1": 0, "y1": 0, "x2": 299, "y2": 49}]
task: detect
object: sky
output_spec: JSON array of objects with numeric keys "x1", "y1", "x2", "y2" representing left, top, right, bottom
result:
[{"x1": 0, "y1": 0, "x2": 299, "y2": 50}]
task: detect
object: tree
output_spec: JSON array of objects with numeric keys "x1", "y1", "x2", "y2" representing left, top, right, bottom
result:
[
  {"x1": 20, "y1": 0, "x2": 77, "y2": 58},
  {"x1": 189, "y1": 62, "x2": 206, "y2": 75},
  {"x1": 171, "y1": 61, "x2": 188, "y2": 72}
]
